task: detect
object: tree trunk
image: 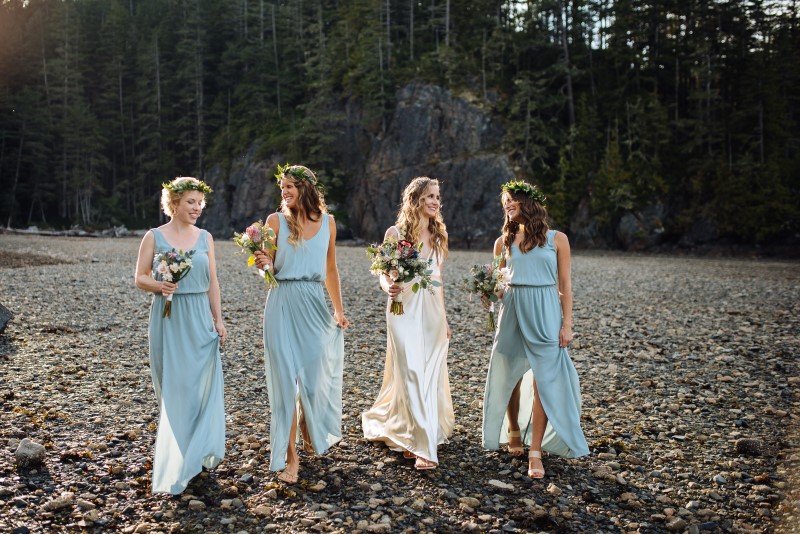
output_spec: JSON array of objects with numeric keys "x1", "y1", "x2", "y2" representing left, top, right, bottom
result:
[
  {"x1": 385, "y1": 0, "x2": 391, "y2": 69},
  {"x1": 409, "y1": 0, "x2": 413, "y2": 60},
  {"x1": 556, "y1": 0, "x2": 575, "y2": 129},
  {"x1": 444, "y1": 0, "x2": 449, "y2": 47},
  {"x1": 7, "y1": 123, "x2": 23, "y2": 228},
  {"x1": 271, "y1": 3, "x2": 281, "y2": 118},
  {"x1": 156, "y1": 35, "x2": 162, "y2": 128}
]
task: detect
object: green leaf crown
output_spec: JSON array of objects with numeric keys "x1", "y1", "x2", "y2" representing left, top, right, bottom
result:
[
  {"x1": 501, "y1": 180, "x2": 546, "y2": 205},
  {"x1": 162, "y1": 178, "x2": 213, "y2": 195},
  {"x1": 274, "y1": 163, "x2": 325, "y2": 193}
]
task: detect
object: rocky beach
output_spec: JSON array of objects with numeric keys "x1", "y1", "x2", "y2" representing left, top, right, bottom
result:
[{"x1": 0, "y1": 234, "x2": 797, "y2": 533}]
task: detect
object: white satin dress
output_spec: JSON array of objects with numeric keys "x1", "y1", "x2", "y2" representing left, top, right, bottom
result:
[{"x1": 362, "y1": 243, "x2": 454, "y2": 465}]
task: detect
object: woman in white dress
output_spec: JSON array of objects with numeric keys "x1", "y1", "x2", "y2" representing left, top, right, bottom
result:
[{"x1": 362, "y1": 177, "x2": 454, "y2": 470}]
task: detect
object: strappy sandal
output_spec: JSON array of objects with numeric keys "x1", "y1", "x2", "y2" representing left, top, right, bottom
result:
[
  {"x1": 403, "y1": 450, "x2": 415, "y2": 459},
  {"x1": 277, "y1": 468, "x2": 299, "y2": 484},
  {"x1": 507, "y1": 430, "x2": 524, "y2": 456},
  {"x1": 528, "y1": 450, "x2": 545, "y2": 479},
  {"x1": 415, "y1": 457, "x2": 437, "y2": 470}
]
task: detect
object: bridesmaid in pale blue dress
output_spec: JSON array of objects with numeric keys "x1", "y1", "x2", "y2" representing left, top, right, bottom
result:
[
  {"x1": 254, "y1": 164, "x2": 349, "y2": 484},
  {"x1": 134, "y1": 177, "x2": 227, "y2": 494},
  {"x1": 482, "y1": 181, "x2": 589, "y2": 479}
]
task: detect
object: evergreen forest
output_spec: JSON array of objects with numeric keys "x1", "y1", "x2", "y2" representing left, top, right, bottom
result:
[{"x1": 1, "y1": 0, "x2": 798, "y2": 246}]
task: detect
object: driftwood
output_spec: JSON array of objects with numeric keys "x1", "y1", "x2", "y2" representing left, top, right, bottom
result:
[{"x1": 0, "y1": 226, "x2": 145, "y2": 238}]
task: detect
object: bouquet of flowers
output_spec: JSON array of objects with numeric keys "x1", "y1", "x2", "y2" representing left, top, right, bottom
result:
[
  {"x1": 233, "y1": 221, "x2": 278, "y2": 288},
  {"x1": 366, "y1": 236, "x2": 440, "y2": 315},
  {"x1": 460, "y1": 256, "x2": 508, "y2": 330},
  {"x1": 153, "y1": 249, "x2": 195, "y2": 319}
]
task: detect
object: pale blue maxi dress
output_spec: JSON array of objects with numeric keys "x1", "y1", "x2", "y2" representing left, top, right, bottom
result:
[
  {"x1": 264, "y1": 214, "x2": 344, "y2": 471},
  {"x1": 148, "y1": 228, "x2": 225, "y2": 494},
  {"x1": 482, "y1": 230, "x2": 589, "y2": 458}
]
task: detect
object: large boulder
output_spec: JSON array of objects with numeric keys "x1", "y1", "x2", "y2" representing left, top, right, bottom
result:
[
  {"x1": 0, "y1": 302, "x2": 12, "y2": 334},
  {"x1": 201, "y1": 145, "x2": 283, "y2": 239},
  {"x1": 351, "y1": 82, "x2": 513, "y2": 248},
  {"x1": 616, "y1": 203, "x2": 666, "y2": 250}
]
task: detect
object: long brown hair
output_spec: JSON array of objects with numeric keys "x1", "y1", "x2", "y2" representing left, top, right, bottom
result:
[
  {"x1": 501, "y1": 190, "x2": 549, "y2": 253},
  {"x1": 396, "y1": 176, "x2": 448, "y2": 260},
  {"x1": 278, "y1": 165, "x2": 327, "y2": 246}
]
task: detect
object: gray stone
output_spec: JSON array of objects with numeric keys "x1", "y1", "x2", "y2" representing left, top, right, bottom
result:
[
  {"x1": 15, "y1": 438, "x2": 45, "y2": 468},
  {"x1": 0, "y1": 302, "x2": 12, "y2": 334}
]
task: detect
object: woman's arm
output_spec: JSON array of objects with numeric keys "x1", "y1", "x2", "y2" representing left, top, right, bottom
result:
[
  {"x1": 254, "y1": 212, "x2": 280, "y2": 271},
  {"x1": 135, "y1": 231, "x2": 176, "y2": 296},
  {"x1": 439, "y1": 233, "x2": 450, "y2": 339},
  {"x1": 493, "y1": 236, "x2": 505, "y2": 300},
  {"x1": 554, "y1": 231, "x2": 573, "y2": 347},
  {"x1": 206, "y1": 233, "x2": 227, "y2": 342},
  {"x1": 380, "y1": 226, "x2": 402, "y2": 297},
  {"x1": 325, "y1": 215, "x2": 349, "y2": 329}
]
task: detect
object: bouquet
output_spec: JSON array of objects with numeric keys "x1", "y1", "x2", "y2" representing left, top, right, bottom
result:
[
  {"x1": 153, "y1": 249, "x2": 195, "y2": 319},
  {"x1": 366, "y1": 236, "x2": 440, "y2": 315},
  {"x1": 233, "y1": 221, "x2": 278, "y2": 288},
  {"x1": 459, "y1": 256, "x2": 508, "y2": 330}
]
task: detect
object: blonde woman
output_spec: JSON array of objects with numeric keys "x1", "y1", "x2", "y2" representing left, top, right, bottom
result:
[
  {"x1": 362, "y1": 177, "x2": 454, "y2": 470},
  {"x1": 134, "y1": 177, "x2": 227, "y2": 494},
  {"x1": 254, "y1": 164, "x2": 349, "y2": 484}
]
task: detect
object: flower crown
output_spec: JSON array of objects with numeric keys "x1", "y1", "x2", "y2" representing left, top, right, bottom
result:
[
  {"x1": 162, "y1": 178, "x2": 213, "y2": 195},
  {"x1": 502, "y1": 180, "x2": 546, "y2": 205},
  {"x1": 274, "y1": 163, "x2": 325, "y2": 193}
]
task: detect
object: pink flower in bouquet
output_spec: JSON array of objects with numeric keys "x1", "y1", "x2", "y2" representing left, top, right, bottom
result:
[{"x1": 233, "y1": 221, "x2": 278, "y2": 288}]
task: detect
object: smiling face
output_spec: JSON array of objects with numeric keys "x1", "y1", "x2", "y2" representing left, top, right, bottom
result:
[
  {"x1": 172, "y1": 191, "x2": 205, "y2": 224},
  {"x1": 503, "y1": 193, "x2": 522, "y2": 223},
  {"x1": 417, "y1": 184, "x2": 441, "y2": 220},
  {"x1": 280, "y1": 178, "x2": 300, "y2": 209}
]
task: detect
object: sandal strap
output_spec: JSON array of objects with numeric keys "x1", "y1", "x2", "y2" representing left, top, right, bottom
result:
[{"x1": 529, "y1": 450, "x2": 542, "y2": 459}]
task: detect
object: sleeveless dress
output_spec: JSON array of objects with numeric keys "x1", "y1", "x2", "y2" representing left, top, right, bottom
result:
[
  {"x1": 482, "y1": 230, "x2": 589, "y2": 458},
  {"x1": 362, "y1": 230, "x2": 454, "y2": 465},
  {"x1": 148, "y1": 228, "x2": 225, "y2": 494},
  {"x1": 263, "y1": 214, "x2": 344, "y2": 471}
]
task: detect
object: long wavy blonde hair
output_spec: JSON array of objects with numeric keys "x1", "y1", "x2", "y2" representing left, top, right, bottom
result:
[
  {"x1": 396, "y1": 177, "x2": 448, "y2": 260},
  {"x1": 501, "y1": 189, "x2": 549, "y2": 253},
  {"x1": 278, "y1": 165, "x2": 327, "y2": 246}
]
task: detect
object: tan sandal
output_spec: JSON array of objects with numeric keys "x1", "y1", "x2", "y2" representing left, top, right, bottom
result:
[
  {"x1": 507, "y1": 430, "x2": 524, "y2": 456},
  {"x1": 277, "y1": 468, "x2": 299, "y2": 484},
  {"x1": 414, "y1": 457, "x2": 437, "y2": 470},
  {"x1": 528, "y1": 450, "x2": 545, "y2": 479}
]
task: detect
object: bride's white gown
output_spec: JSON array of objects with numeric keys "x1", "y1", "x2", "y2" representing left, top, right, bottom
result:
[{"x1": 361, "y1": 247, "x2": 454, "y2": 465}]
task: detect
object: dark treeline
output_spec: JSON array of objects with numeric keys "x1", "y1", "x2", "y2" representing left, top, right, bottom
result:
[{"x1": 0, "y1": 0, "x2": 798, "y2": 244}]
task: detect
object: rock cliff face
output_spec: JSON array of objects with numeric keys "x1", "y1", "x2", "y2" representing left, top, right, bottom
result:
[
  {"x1": 201, "y1": 82, "x2": 515, "y2": 249},
  {"x1": 201, "y1": 146, "x2": 283, "y2": 238},
  {"x1": 351, "y1": 82, "x2": 513, "y2": 248}
]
